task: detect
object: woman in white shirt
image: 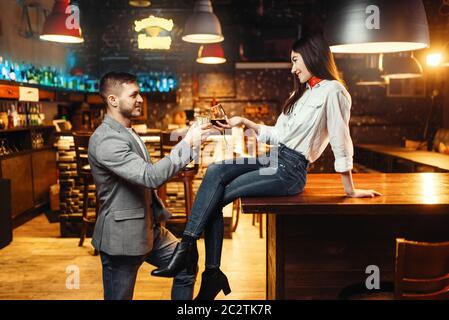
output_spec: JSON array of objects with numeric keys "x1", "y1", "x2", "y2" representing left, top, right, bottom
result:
[{"x1": 152, "y1": 34, "x2": 382, "y2": 299}]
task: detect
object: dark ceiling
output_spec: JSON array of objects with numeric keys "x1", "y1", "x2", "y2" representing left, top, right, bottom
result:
[
  {"x1": 77, "y1": 0, "x2": 448, "y2": 40},
  {"x1": 74, "y1": 0, "x2": 448, "y2": 77},
  {"x1": 74, "y1": 0, "x2": 328, "y2": 75},
  {"x1": 79, "y1": 0, "x2": 326, "y2": 32}
]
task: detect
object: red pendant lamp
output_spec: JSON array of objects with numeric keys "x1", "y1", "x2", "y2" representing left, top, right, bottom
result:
[
  {"x1": 197, "y1": 44, "x2": 226, "y2": 64},
  {"x1": 40, "y1": 0, "x2": 84, "y2": 44}
]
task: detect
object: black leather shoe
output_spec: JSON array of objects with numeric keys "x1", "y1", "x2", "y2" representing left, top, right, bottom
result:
[
  {"x1": 151, "y1": 241, "x2": 198, "y2": 277},
  {"x1": 194, "y1": 269, "x2": 231, "y2": 300}
]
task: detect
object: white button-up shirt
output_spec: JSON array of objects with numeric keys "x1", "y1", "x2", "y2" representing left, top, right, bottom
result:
[{"x1": 258, "y1": 79, "x2": 354, "y2": 173}]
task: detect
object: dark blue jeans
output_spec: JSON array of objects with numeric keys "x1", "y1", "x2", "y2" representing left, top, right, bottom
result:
[
  {"x1": 184, "y1": 144, "x2": 309, "y2": 268},
  {"x1": 100, "y1": 225, "x2": 196, "y2": 300}
]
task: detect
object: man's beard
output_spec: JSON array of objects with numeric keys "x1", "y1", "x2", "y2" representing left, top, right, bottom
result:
[{"x1": 119, "y1": 105, "x2": 141, "y2": 118}]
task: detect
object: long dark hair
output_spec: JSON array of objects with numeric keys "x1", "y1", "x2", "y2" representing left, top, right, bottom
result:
[{"x1": 283, "y1": 34, "x2": 345, "y2": 114}]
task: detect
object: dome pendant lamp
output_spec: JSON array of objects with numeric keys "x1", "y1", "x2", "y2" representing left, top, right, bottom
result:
[
  {"x1": 325, "y1": 0, "x2": 429, "y2": 53},
  {"x1": 382, "y1": 52, "x2": 423, "y2": 79},
  {"x1": 40, "y1": 0, "x2": 84, "y2": 44},
  {"x1": 182, "y1": 0, "x2": 224, "y2": 44},
  {"x1": 197, "y1": 43, "x2": 226, "y2": 64},
  {"x1": 129, "y1": 0, "x2": 151, "y2": 7}
]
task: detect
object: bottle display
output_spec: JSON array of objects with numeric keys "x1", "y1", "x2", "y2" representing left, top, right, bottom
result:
[{"x1": 0, "y1": 56, "x2": 178, "y2": 94}]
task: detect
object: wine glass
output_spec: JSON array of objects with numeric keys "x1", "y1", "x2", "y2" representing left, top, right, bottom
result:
[{"x1": 209, "y1": 104, "x2": 228, "y2": 147}]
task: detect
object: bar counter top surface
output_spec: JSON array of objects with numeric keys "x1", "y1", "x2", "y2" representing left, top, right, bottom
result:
[
  {"x1": 242, "y1": 173, "x2": 449, "y2": 214},
  {"x1": 241, "y1": 173, "x2": 449, "y2": 300}
]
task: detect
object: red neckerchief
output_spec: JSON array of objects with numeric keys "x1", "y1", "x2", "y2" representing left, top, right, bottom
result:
[{"x1": 307, "y1": 76, "x2": 323, "y2": 88}]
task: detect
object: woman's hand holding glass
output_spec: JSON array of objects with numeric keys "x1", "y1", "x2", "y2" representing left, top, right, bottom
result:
[{"x1": 212, "y1": 116, "x2": 245, "y2": 130}]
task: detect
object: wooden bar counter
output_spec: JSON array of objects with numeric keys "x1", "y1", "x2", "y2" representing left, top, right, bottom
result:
[{"x1": 241, "y1": 173, "x2": 449, "y2": 300}]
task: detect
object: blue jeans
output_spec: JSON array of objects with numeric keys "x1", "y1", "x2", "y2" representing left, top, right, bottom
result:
[
  {"x1": 100, "y1": 225, "x2": 196, "y2": 300},
  {"x1": 184, "y1": 144, "x2": 309, "y2": 268}
]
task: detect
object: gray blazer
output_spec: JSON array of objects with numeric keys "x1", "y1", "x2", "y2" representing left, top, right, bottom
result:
[{"x1": 88, "y1": 115, "x2": 195, "y2": 256}]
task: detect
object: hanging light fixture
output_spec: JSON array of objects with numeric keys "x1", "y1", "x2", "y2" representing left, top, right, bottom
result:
[
  {"x1": 435, "y1": 53, "x2": 449, "y2": 67},
  {"x1": 427, "y1": 53, "x2": 443, "y2": 67},
  {"x1": 129, "y1": 0, "x2": 151, "y2": 7},
  {"x1": 381, "y1": 52, "x2": 423, "y2": 79},
  {"x1": 356, "y1": 54, "x2": 387, "y2": 86},
  {"x1": 426, "y1": 43, "x2": 449, "y2": 68},
  {"x1": 40, "y1": 0, "x2": 84, "y2": 44},
  {"x1": 324, "y1": 0, "x2": 429, "y2": 53},
  {"x1": 197, "y1": 43, "x2": 226, "y2": 64},
  {"x1": 182, "y1": 0, "x2": 224, "y2": 44}
]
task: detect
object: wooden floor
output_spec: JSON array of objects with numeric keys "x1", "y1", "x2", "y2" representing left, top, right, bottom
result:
[{"x1": 0, "y1": 212, "x2": 266, "y2": 300}]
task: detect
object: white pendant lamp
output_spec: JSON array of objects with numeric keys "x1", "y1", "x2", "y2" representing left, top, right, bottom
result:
[
  {"x1": 182, "y1": 0, "x2": 224, "y2": 44},
  {"x1": 325, "y1": 0, "x2": 429, "y2": 53}
]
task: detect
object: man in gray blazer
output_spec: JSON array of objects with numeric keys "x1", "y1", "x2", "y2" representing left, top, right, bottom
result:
[{"x1": 88, "y1": 71, "x2": 211, "y2": 300}]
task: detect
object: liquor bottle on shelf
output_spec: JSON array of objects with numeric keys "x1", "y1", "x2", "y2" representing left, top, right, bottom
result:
[
  {"x1": 24, "y1": 103, "x2": 29, "y2": 127},
  {"x1": 35, "y1": 103, "x2": 43, "y2": 126},
  {"x1": 23, "y1": 103, "x2": 28, "y2": 127},
  {"x1": 0, "y1": 103, "x2": 8, "y2": 129},
  {"x1": 42, "y1": 67, "x2": 50, "y2": 86},
  {"x1": 20, "y1": 62, "x2": 28, "y2": 83},
  {"x1": 59, "y1": 70, "x2": 67, "y2": 89},
  {"x1": 162, "y1": 74, "x2": 168, "y2": 92},
  {"x1": 13, "y1": 63, "x2": 22, "y2": 82},
  {"x1": 26, "y1": 103, "x2": 32, "y2": 127},
  {"x1": 52, "y1": 67, "x2": 59, "y2": 87},
  {"x1": 1, "y1": 58, "x2": 10, "y2": 80},
  {"x1": 26, "y1": 103, "x2": 33, "y2": 126},
  {"x1": 28, "y1": 66, "x2": 38, "y2": 84},
  {"x1": 168, "y1": 75, "x2": 175, "y2": 91},
  {"x1": 149, "y1": 73, "x2": 156, "y2": 92},
  {"x1": 0, "y1": 56, "x2": 4, "y2": 80},
  {"x1": 11, "y1": 104, "x2": 19, "y2": 128},
  {"x1": 0, "y1": 104, "x2": 5, "y2": 130},
  {"x1": 7, "y1": 109, "x2": 14, "y2": 129},
  {"x1": 16, "y1": 103, "x2": 22, "y2": 127},
  {"x1": 9, "y1": 64, "x2": 16, "y2": 82},
  {"x1": 78, "y1": 76, "x2": 86, "y2": 91}
]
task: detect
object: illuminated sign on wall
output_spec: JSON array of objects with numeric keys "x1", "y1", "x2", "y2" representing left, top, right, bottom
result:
[{"x1": 134, "y1": 15, "x2": 174, "y2": 50}]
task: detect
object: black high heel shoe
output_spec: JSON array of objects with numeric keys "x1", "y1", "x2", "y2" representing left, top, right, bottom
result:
[
  {"x1": 151, "y1": 240, "x2": 198, "y2": 277},
  {"x1": 194, "y1": 269, "x2": 231, "y2": 300}
]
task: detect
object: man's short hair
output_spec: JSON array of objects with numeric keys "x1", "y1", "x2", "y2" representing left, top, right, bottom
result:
[{"x1": 99, "y1": 71, "x2": 137, "y2": 104}]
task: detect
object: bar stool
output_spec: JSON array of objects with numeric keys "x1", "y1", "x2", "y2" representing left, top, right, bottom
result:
[
  {"x1": 252, "y1": 211, "x2": 264, "y2": 239},
  {"x1": 73, "y1": 132, "x2": 98, "y2": 255},
  {"x1": 395, "y1": 238, "x2": 449, "y2": 299},
  {"x1": 158, "y1": 131, "x2": 198, "y2": 227},
  {"x1": 339, "y1": 238, "x2": 449, "y2": 300}
]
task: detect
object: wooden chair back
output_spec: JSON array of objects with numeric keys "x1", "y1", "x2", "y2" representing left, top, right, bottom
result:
[
  {"x1": 73, "y1": 132, "x2": 92, "y2": 177},
  {"x1": 395, "y1": 238, "x2": 449, "y2": 299}
]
